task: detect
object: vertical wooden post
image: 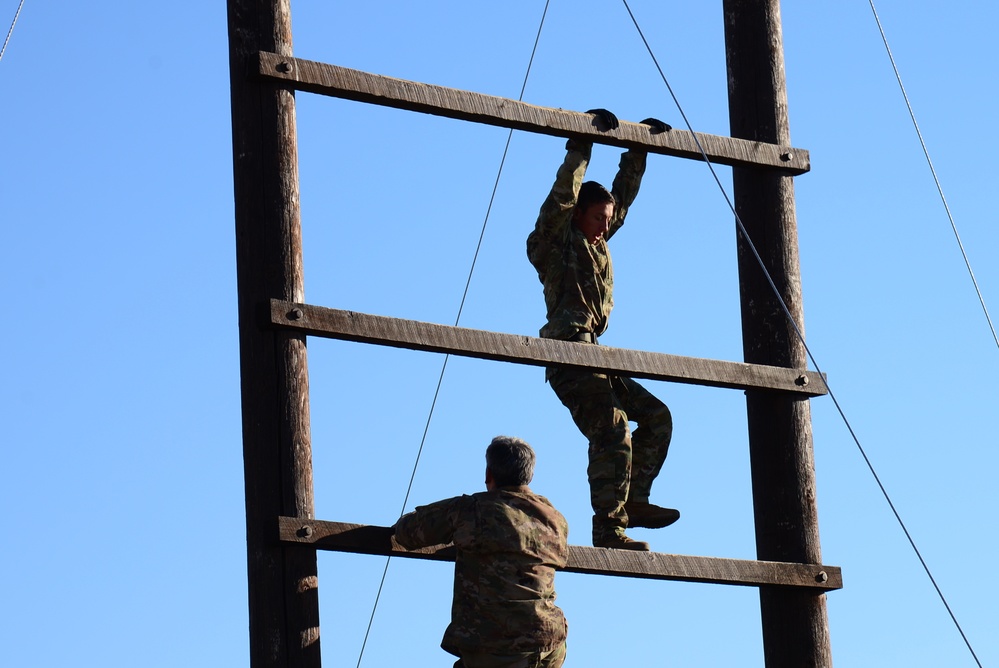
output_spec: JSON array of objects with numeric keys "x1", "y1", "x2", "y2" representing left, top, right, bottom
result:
[
  {"x1": 227, "y1": 1, "x2": 320, "y2": 667},
  {"x1": 723, "y1": 1, "x2": 832, "y2": 666}
]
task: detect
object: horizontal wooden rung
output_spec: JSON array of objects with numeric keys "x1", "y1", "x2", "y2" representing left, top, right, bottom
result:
[
  {"x1": 278, "y1": 517, "x2": 842, "y2": 591},
  {"x1": 270, "y1": 300, "x2": 827, "y2": 396},
  {"x1": 255, "y1": 51, "x2": 810, "y2": 175}
]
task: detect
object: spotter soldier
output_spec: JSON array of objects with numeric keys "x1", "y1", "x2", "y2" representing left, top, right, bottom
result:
[{"x1": 394, "y1": 436, "x2": 569, "y2": 668}]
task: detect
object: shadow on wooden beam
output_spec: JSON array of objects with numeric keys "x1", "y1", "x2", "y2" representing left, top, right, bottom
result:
[
  {"x1": 255, "y1": 51, "x2": 809, "y2": 175},
  {"x1": 278, "y1": 518, "x2": 842, "y2": 591}
]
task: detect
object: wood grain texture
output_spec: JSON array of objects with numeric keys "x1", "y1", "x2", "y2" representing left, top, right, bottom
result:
[
  {"x1": 725, "y1": 0, "x2": 833, "y2": 664},
  {"x1": 228, "y1": 2, "x2": 319, "y2": 666},
  {"x1": 270, "y1": 300, "x2": 827, "y2": 396},
  {"x1": 255, "y1": 51, "x2": 810, "y2": 175},
  {"x1": 278, "y1": 518, "x2": 842, "y2": 591}
]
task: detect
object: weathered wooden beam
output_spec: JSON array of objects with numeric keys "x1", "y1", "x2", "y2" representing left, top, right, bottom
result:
[
  {"x1": 256, "y1": 51, "x2": 810, "y2": 175},
  {"x1": 278, "y1": 518, "x2": 842, "y2": 591},
  {"x1": 270, "y1": 299, "x2": 826, "y2": 396}
]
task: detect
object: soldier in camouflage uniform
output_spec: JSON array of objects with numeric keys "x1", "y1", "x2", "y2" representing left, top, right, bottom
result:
[
  {"x1": 527, "y1": 112, "x2": 678, "y2": 552},
  {"x1": 394, "y1": 436, "x2": 569, "y2": 668}
]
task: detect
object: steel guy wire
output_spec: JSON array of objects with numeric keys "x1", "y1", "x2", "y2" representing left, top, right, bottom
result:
[
  {"x1": 354, "y1": 1, "x2": 552, "y2": 665},
  {"x1": 0, "y1": 0, "x2": 26, "y2": 63},
  {"x1": 867, "y1": 0, "x2": 998, "y2": 357},
  {"x1": 862, "y1": 3, "x2": 988, "y2": 662}
]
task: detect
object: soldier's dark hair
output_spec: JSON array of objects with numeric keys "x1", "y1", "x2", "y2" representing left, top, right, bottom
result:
[
  {"x1": 576, "y1": 181, "x2": 616, "y2": 214},
  {"x1": 486, "y1": 435, "x2": 536, "y2": 487}
]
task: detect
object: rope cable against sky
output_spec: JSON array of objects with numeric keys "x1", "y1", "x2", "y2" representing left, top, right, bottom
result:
[
  {"x1": 619, "y1": 1, "x2": 983, "y2": 666},
  {"x1": 861, "y1": 3, "x2": 990, "y2": 662},
  {"x1": 0, "y1": 0, "x2": 26, "y2": 63},
  {"x1": 867, "y1": 0, "x2": 999, "y2": 354},
  {"x1": 354, "y1": 2, "x2": 553, "y2": 665}
]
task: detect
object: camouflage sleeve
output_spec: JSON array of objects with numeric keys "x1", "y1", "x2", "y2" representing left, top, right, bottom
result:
[
  {"x1": 527, "y1": 138, "x2": 592, "y2": 268},
  {"x1": 392, "y1": 495, "x2": 467, "y2": 550},
  {"x1": 606, "y1": 148, "x2": 647, "y2": 240}
]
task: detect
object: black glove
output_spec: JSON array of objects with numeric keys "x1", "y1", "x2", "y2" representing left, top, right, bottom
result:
[
  {"x1": 586, "y1": 108, "x2": 619, "y2": 131},
  {"x1": 640, "y1": 117, "x2": 672, "y2": 134}
]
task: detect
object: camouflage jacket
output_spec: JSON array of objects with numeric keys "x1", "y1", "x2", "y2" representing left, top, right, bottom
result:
[
  {"x1": 393, "y1": 486, "x2": 569, "y2": 656},
  {"x1": 526, "y1": 139, "x2": 647, "y2": 341}
]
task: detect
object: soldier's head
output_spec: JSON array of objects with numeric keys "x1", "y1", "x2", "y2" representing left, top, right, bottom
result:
[
  {"x1": 485, "y1": 435, "x2": 536, "y2": 489},
  {"x1": 573, "y1": 181, "x2": 616, "y2": 244}
]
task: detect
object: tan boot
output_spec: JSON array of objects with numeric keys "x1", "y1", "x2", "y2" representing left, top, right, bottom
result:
[
  {"x1": 593, "y1": 533, "x2": 650, "y2": 551},
  {"x1": 625, "y1": 501, "x2": 680, "y2": 529}
]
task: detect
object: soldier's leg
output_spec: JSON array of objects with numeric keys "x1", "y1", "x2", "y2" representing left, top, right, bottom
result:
[
  {"x1": 549, "y1": 368, "x2": 632, "y2": 544},
  {"x1": 615, "y1": 376, "x2": 672, "y2": 502}
]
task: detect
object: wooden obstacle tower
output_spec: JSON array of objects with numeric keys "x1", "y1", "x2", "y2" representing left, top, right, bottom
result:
[{"x1": 226, "y1": 1, "x2": 839, "y2": 665}]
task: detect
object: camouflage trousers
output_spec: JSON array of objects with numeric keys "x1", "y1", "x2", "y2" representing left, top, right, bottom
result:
[
  {"x1": 549, "y1": 367, "x2": 672, "y2": 542},
  {"x1": 455, "y1": 641, "x2": 567, "y2": 668}
]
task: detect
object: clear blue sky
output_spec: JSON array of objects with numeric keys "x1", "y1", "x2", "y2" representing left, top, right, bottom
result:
[{"x1": 2, "y1": 1, "x2": 996, "y2": 666}]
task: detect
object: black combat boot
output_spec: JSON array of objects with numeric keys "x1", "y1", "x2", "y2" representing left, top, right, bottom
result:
[
  {"x1": 624, "y1": 501, "x2": 680, "y2": 529},
  {"x1": 593, "y1": 532, "x2": 650, "y2": 551}
]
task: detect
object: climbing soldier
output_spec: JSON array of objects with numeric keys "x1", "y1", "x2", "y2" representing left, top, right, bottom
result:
[
  {"x1": 393, "y1": 436, "x2": 569, "y2": 668},
  {"x1": 526, "y1": 109, "x2": 678, "y2": 552}
]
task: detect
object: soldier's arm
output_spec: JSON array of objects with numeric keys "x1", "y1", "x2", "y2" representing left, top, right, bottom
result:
[
  {"x1": 530, "y1": 139, "x2": 591, "y2": 245},
  {"x1": 606, "y1": 148, "x2": 648, "y2": 240},
  {"x1": 392, "y1": 496, "x2": 464, "y2": 550}
]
